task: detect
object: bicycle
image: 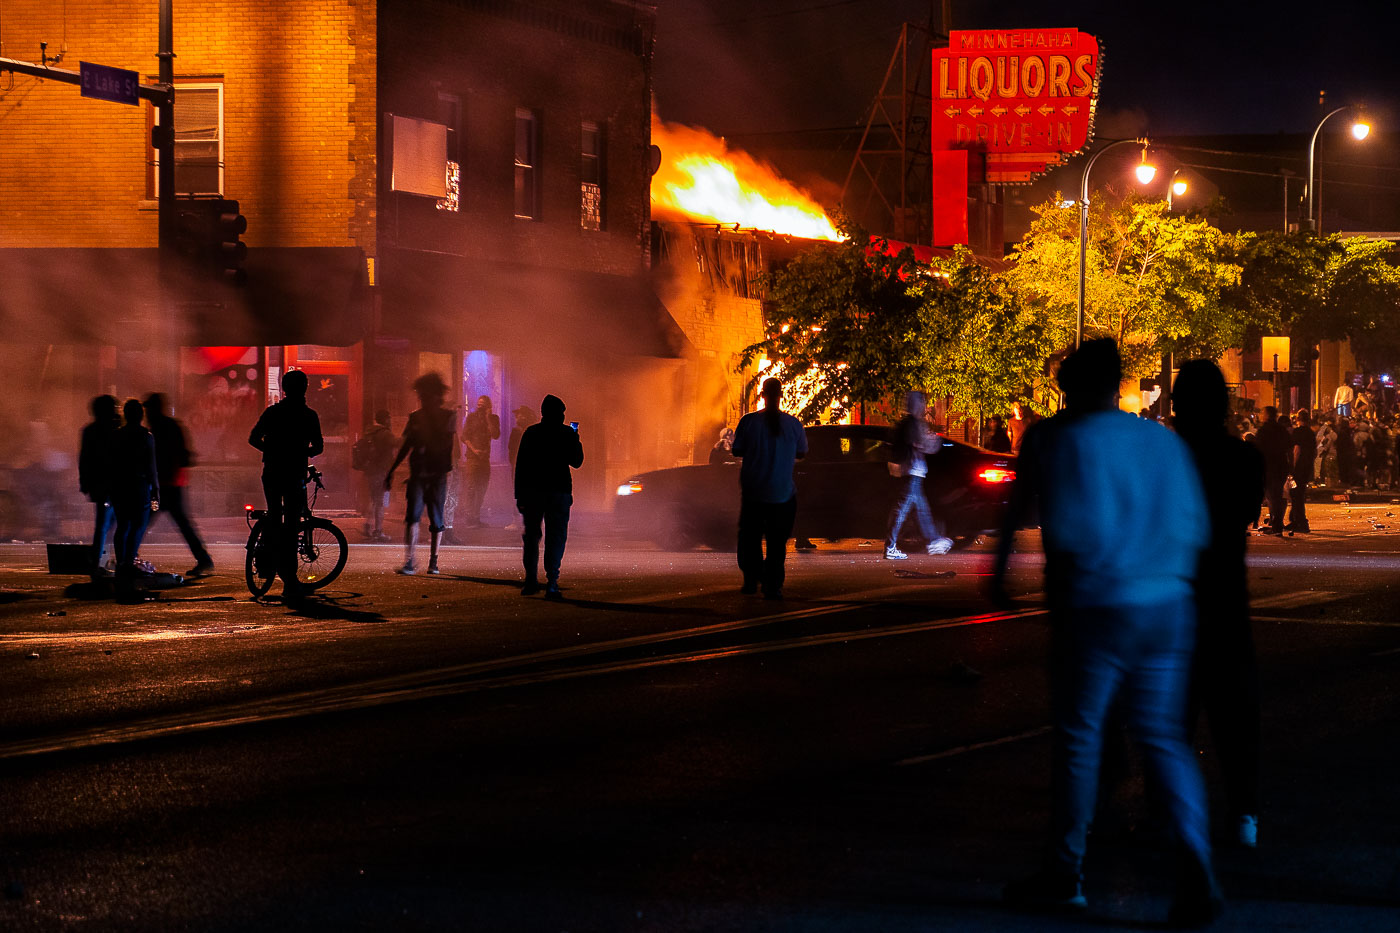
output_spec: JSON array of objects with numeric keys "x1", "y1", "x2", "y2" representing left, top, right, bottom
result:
[{"x1": 244, "y1": 466, "x2": 348, "y2": 597}]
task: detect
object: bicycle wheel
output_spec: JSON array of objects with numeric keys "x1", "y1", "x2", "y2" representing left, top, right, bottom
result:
[
  {"x1": 296, "y1": 518, "x2": 348, "y2": 589},
  {"x1": 244, "y1": 522, "x2": 276, "y2": 598}
]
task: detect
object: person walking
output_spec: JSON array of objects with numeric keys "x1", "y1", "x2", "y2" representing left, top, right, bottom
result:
[
  {"x1": 731, "y1": 377, "x2": 807, "y2": 599},
  {"x1": 990, "y1": 339, "x2": 1219, "y2": 925},
  {"x1": 78, "y1": 395, "x2": 120, "y2": 580},
  {"x1": 385, "y1": 373, "x2": 455, "y2": 575},
  {"x1": 459, "y1": 395, "x2": 500, "y2": 529},
  {"x1": 1173, "y1": 359, "x2": 1265, "y2": 850},
  {"x1": 143, "y1": 393, "x2": 214, "y2": 577},
  {"x1": 248, "y1": 370, "x2": 324, "y2": 601},
  {"x1": 884, "y1": 391, "x2": 953, "y2": 560},
  {"x1": 513, "y1": 394, "x2": 584, "y2": 599},
  {"x1": 354, "y1": 409, "x2": 397, "y2": 541},
  {"x1": 985, "y1": 414, "x2": 1013, "y2": 453},
  {"x1": 112, "y1": 399, "x2": 160, "y2": 587},
  {"x1": 1253, "y1": 406, "x2": 1290, "y2": 534},
  {"x1": 1286, "y1": 410, "x2": 1316, "y2": 533}
]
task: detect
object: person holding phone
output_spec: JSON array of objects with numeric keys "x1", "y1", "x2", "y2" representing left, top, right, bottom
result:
[{"x1": 514, "y1": 395, "x2": 584, "y2": 599}]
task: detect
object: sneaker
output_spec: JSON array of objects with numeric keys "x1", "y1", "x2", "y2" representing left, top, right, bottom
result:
[
  {"x1": 186, "y1": 561, "x2": 214, "y2": 579},
  {"x1": 762, "y1": 589, "x2": 784, "y2": 601},
  {"x1": 1003, "y1": 867, "x2": 1087, "y2": 911},
  {"x1": 927, "y1": 537, "x2": 954, "y2": 555},
  {"x1": 884, "y1": 546, "x2": 908, "y2": 560},
  {"x1": 427, "y1": 559, "x2": 440, "y2": 575},
  {"x1": 521, "y1": 581, "x2": 541, "y2": 596},
  {"x1": 740, "y1": 582, "x2": 759, "y2": 595},
  {"x1": 395, "y1": 562, "x2": 416, "y2": 575},
  {"x1": 1235, "y1": 814, "x2": 1258, "y2": 849},
  {"x1": 544, "y1": 584, "x2": 564, "y2": 600}
]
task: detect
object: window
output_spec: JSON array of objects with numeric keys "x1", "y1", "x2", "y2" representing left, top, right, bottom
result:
[
  {"x1": 514, "y1": 108, "x2": 538, "y2": 219},
  {"x1": 580, "y1": 121, "x2": 604, "y2": 231},
  {"x1": 152, "y1": 83, "x2": 223, "y2": 196},
  {"x1": 437, "y1": 93, "x2": 462, "y2": 213}
]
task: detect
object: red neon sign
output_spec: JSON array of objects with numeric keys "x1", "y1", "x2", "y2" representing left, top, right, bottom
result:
[{"x1": 931, "y1": 28, "x2": 1101, "y2": 184}]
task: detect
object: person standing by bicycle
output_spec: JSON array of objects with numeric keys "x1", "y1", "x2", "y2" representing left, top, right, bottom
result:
[{"x1": 248, "y1": 370, "x2": 324, "y2": 601}]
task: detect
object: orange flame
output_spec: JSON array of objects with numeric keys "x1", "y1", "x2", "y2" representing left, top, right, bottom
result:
[{"x1": 650, "y1": 115, "x2": 843, "y2": 242}]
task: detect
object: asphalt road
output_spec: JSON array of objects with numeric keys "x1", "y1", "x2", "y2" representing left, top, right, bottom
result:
[{"x1": 1, "y1": 502, "x2": 1398, "y2": 931}]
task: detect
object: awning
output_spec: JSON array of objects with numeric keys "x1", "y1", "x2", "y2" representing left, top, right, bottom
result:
[
  {"x1": 0, "y1": 247, "x2": 368, "y2": 347},
  {"x1": 379, "y1": 248, "x2": 691, "y2": 360}
]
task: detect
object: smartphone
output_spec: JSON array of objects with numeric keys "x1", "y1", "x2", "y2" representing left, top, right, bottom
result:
[{"x1": 569, "y1": 421, "x2": 579, "y2": 431}]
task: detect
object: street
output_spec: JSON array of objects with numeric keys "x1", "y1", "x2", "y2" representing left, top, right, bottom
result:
[{"x1": 2, "y1": 503, "x2": 1399, "y2": 931}]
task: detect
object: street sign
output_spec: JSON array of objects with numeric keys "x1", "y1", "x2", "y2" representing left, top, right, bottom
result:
[{"x1": 79, "y1": 61, "x2": 140, "y2": 106}]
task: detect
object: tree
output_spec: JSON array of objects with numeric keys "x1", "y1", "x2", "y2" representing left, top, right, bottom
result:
[
  {"x1": 1006, "y1": 195, "x2": 1245, "y2": 378},
  {"x1": 923, "y1": 246, "x2": 1055, "y2": 423},
  {"x1": 739, "y1": 217, "x2": 933, "y2": 423}
]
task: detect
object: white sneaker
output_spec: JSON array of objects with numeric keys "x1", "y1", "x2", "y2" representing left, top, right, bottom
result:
[
  {"x1": 927, "y1": 537, "x2": 954, "y2": 555},
  {"x1": 1236, "y1": 814, "x2": 1258, "y2": 848},
  {"x1": 395, "y1": 562, "x2": 416, "y2": 575},
  {"x1": 884, "y1": 546, "x2": 908, "y2": 560}
]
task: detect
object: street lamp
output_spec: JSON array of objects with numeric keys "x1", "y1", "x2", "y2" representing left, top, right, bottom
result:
[
  {"x1": 1306, "y1": 107, "x2": 1370, "y2": 232},
  {"x1": 1166, "y1": 169, "x2": 1188, "y2": 210},
  {"x1": 1077, "y1": 137, "x2": 1153, "y2": 347}
]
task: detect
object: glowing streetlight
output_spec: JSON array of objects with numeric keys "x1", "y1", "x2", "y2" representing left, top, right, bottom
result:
[
  {"x1": 1076, "y1": 138, "x2": 1152, "y2": 347},
  {"x1": 1307, "y1": 107, "x2": 1371, "y2": 232},
  {"x1": 1166, "y1": 169, "x2": 1188, "y2": 211}
]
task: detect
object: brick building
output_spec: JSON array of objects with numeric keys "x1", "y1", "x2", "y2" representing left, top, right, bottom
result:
[{"x1": 0, "y1": 0, "x2": 684, "y2": 522}]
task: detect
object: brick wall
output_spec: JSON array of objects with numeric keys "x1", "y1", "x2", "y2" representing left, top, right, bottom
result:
[{"x1": 0, "y1": 0, "x2": 375, "y2": 250}]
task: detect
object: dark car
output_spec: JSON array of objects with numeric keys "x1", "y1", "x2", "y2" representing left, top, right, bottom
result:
[{"x1": 614, "y1": 424, "x2": 1015, "y2": 550}]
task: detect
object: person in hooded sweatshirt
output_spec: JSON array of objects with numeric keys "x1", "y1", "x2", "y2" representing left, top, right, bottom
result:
[
  {"x1": 884, "y1": 390, "x2": 954, "y2": 560},
  {"x1": 514, "y1": 394, "x2": 583, "y2": 600}
]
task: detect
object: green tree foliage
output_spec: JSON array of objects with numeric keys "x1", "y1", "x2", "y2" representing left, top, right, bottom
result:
[
  {"x1": 923, "y1": 247, "x2": 1055, "y2": 420},
  {"x1": 1327, "y1": 237, "x2": 1400, "y2": 371},
  {"x1": 1006, "y1": 195, "x2": 1244, "y2": 377},
  {"x1": 739, "y1": 218, "x2": 933, "y2": 423}
]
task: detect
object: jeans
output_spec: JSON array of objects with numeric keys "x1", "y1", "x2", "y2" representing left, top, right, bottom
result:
[
  {"x1": 1263, "y1": 471, "x2": 1285, "y2": 531},
  {"x1": 364, "y1": 474, "x2": 389, "y2": 535},
  {"x1": 150, "y1": 485, "x2": 212, "y2": 566},
  {"x1": 738, "y1": 495, "x2": 797, "y2": 594},
  {"x1": 886, "y1": 474, "x2": 939, "y2": 548},
  {"x1": 1287, "y1": 480, "x2": 1308, "y2": 529},
  {"x1": 90, "y1": 500, "x2": 115, "y2": 570},
  {"x1": 113, "y1": 486, "x2": 152, "y2": 569},
  {"x1": 461, "y1": 456, "x2": 491, "y2": 525},
  {"x1": 520, "y1": 492, "x2": 571, "y2": 584},
  {"x1": 263, "y1": 473, "x2": 305, "y2": 588},
  {"x1": 1049, "y1": 595, "x2": 1210, "y2": 874},
  {"x1": 1190, "y1": 585, "x2": 1261, "y2": 819}
]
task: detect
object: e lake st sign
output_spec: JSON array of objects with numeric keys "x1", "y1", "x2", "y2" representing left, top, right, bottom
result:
[
  {"x1": 931, "y1": 28, "x2": 1101, "y2": 184},
  {"x1": 80, "y1": 61, "x2": 140, "y2": 106}
]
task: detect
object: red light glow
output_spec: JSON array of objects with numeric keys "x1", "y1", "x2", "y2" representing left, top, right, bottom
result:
[{"x1": 978, "y1": 467, "x2": 1016, "y2": 484}]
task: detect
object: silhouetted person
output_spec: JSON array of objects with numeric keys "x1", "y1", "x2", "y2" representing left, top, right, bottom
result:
[
  {"x1": 991, "y1": 339, "x2": 1219, "y2": 925},
  {"x1": 885, "y1": 391, "x2": 951, "y2": 560},
  {"x1": 249, "y1": 370, "x2": 324, "y2": 600},
  {"x1": 985, "y1": 414, "x2": 1013, "y2": 453},
  {"x1": 112, "y1": 399, "x2": 160, "y2": 584},
  {"x1": 1253, "y1": 406, "x2": 1290, "y2": 534},
  {"x1": 709, "y1": 426, "x2": 737, "y2": 464},
  {"x1": 355, "y1": 409, "x2": 396, "y2": 540},
  {"x1": 1287, "y1": 409, "x2": 1316, "y2": 533},
  {"x1": 508, "y1": 406, "x2": 533, "y2": 470},
  {"x1": 514, "y1": 394, "x2": 583, "y2": 599},
  {"x1": 731, "y1": 377, "x2": 807, "y2": 599},
  {"x1": 459, "y1": 395, "x2": 500, "y2": 529},
  {"x1": 1335, "y1": 417, "x2": 1356, "y2": 487},
  {"x1": 143, "y1": 393, "x2": 213, "y2": 577},
  {"x1": 79, "y1": 395, "x2": 120, "y2": 579},
  {"x1": 386, "y1": 372, "x2": 455, "y2": 575},
  {"x1": 1174, "y1": 359, "x2": 1265, "y2": 850}
]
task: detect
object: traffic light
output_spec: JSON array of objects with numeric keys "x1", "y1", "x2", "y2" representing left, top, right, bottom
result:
[
  {"x1": 212, "y1": 198, "x2": 248, "y2": 285},
  {"x1": 171, "y1": 197, "x2": 247, "y2": 285}
]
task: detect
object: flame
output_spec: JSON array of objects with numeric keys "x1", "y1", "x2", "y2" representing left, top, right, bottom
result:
[{"x1": 651, "y1": 115, "x2": 843, "y2": 242}]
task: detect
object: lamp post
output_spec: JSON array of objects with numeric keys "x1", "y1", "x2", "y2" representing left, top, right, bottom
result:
[
  {"x1": 1165, "y1": 169, "x2": 1188, "y2": 211},
  {"x1": 1306, "y1": 107, "x2": 1370, "y2": 232},
  {"x1": 1077, "y1": 137, "x2": 1153, "y2": 348}
]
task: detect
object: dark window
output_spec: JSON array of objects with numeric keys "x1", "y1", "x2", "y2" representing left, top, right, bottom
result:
[
  {"x1": 580, "y1": 121, "x2": 603, "y2": 231},
  {"x1": 514, "y1": 108, "x2": 538, "y2": 219}
]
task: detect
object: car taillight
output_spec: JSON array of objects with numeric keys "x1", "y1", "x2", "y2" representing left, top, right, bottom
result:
[
  {"x1": 616, "y1": 481, "x2": 644, "y2": 496},
  {"x1": 977, "y1": 467, "x2": 1016, "y2": 484}
]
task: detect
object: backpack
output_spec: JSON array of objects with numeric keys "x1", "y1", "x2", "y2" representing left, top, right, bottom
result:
[{"x1": 351, "y1": 434, "x2": 373, "y2": 471}]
